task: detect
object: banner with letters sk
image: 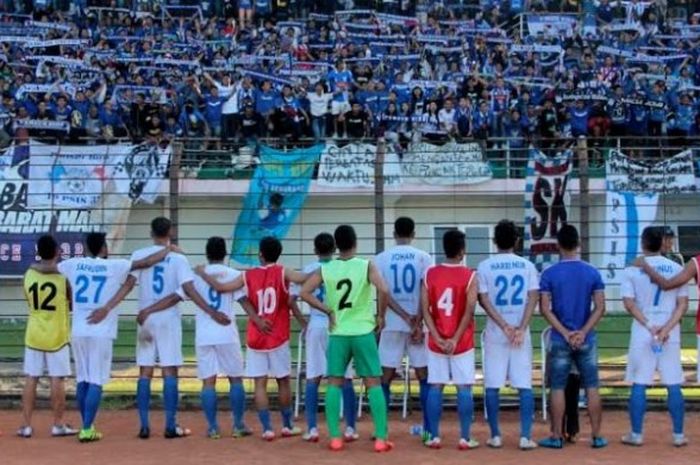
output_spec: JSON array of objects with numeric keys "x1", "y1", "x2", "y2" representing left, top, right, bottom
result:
[
  {"x1": 523, "y1": 148, "x2": 572, "y2": 272},
  {"x1": 601, "y1": 150, "x2": 695, "y2": 283},
  {"x1": 231, "y1": 144, "x2": 322, "y2": 266}
]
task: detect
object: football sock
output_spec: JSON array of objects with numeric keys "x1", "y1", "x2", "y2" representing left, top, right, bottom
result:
[
  {"x1": 667, "y1": 384, "x2": 684, "y2": 435},
  {"x1": 230, "y1": 382, "x2": 246, "y2": 430},
  {"x1": 258, "y1": 409, "x2": 272, "y2": 432},
  {"x1": 84, "y1": 384, "x2": 102, "y2": 430},
  {"x1": 367, "y1": 385, "x2": 388, "y2": 440},
  {"x1": 381, "y1": 383, "x2": 391, "y2": 409},
  {"x1": 163, "y1": 376, "x2": 179, "y2": 431},
  {"x1": 519, "y1": 388, "x2": 534, "y2": 439},
  {"x1": 281, "y1": 407, "x2": 293, "y2": 429},
  {"x1": 201, "y1": 387, "x2": 218, "y2": 432},
  {"x1": 426, "y1": 385, "x2": 443, "y2": 438},
  {"x1": 629, "y1": 383, "x2": 646, "y2": 435},
  {"x1": 304, "y1": 381, "x2": 319, "y2": 430},
  {"x1": 325, "y1": 384, "x2": 342, "y2": 438},
  {"x1": 457, "y1": 387, "x2": 474, "y2": 440},
  {"x1": 136, "y1": 377, "x2": 151, "y2": 429},
  {"x1": 76, "y1": 381, "x2": 89, "y2": 423},
  {"x1": 485, "y1": 388, "x2": 500, "y2": 437},
  {"x1": 342, "y1": 379, "x2": 357, "y2": 430},
  {"x1": 419, "y1": 378, "x2": 430, "y2": 432}
]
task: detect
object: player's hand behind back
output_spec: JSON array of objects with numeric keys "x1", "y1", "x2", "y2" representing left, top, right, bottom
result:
[
  {"x1": 211, "y1": 311, "x2": 232, "y2": 326},
  {"x1": 254, "y1": 316, "x2": 273, "y2": 334},
  {"x1": 87, "y1": 307, "x2": 110, "y2": 325}
]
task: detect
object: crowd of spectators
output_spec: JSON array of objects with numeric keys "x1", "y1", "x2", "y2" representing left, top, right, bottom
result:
[{"x1": 0, "y1": 0, "x2": 699, "y2": 160}]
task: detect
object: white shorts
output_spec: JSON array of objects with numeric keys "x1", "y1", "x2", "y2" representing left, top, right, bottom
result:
[
  {"x1": 483, "y1": 335, "x2": 533, "y2": 389},
  {"x1": 136, "y1": 320, "x2": 183, "y2": 367},
  {"x1": 379, "y1": 330, "x2": 428, "y2": 369},
  {"x1": 72, "y1": 337, "x2": 114, "y2": 386},
  {"x1": 626, "y1": 343, "x2": 684, "y2": 386},
  {"x1": 246, "y1": 342, "x2": 291, "y2": 379},
  {"x1": 23, "y1": 346, "x2": 71, "y2": 378},
  {"x1": 427, "y1": 349, "x2": 475, "y2": 385},
  {"x1": 331, "y1": 100, "x2": 351, "y2": 116},
  {"x1": 305, "y1": 327, "x2": 353, "y2": 379},
  {"x1": 196, "y1": 343, "x2": 245, "y2": 380}
]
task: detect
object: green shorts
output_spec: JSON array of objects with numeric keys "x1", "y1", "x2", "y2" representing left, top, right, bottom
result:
[{"x1": 327, "y1": 332, "x2": 381, "y2": 378}]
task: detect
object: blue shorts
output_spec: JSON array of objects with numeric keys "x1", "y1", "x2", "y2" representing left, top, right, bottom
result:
[{"x1": 548, "y1": 337, "x2": 599, "y2": 390}]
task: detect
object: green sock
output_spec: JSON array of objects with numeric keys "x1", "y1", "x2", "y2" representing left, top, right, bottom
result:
[
  {"x1": 368, "y1": 386, "x2": 388, "y2": 440},
  {"x1": 326, "y1": 384, "x2": 342, "y2": 439}
]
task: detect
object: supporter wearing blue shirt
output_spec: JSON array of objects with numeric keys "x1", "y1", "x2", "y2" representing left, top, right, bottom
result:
[
  {"x1": 647, "y1": 82, "x2": 667, "y2": 136},
  {"x1": 99, "y1": 101, "x2": 124, "y2": 129},
  {"x1": 628, "y1": 99, "x2": 648, "y2": 136},
  {"x1": 569, "y1": 101, "x2": 590, "y2": 137},
  {"x1": 255, "y1": 81, "x2": 278, "y2": 117},
  {"x1": 539, "y1": 224, "x2": 606, "y2": 449},
  {"x1": 71, "y1": 90, "x2": 91, "y2": 120},
  {"x1": 326, "y1": 60, "x2": 353, "y2": 104},
  {"x1": 51, "y1": 95, "x2": 73, "y2": 123},
  {"x1": 202, "y1": 86, "x2": 225, "y2": 137}
]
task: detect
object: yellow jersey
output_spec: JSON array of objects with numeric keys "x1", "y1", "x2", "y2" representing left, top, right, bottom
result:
[{"x1": 23, "y1": 268, "x2": 71, "y2": 352}]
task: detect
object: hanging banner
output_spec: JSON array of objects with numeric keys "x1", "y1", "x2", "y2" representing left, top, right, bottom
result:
[
  {"x1": 523, "y1": 148, "x2": 572, "y2": 271},
  {"x1": 317, "y1": 143, "x2": 402, "y2": 189},
  {"x1": 601, "y1": 149, "x2": 696, "y2": 283},
  {"x1": 112, "y1": 143, "x2": 172, "y2": 204},
  {"x1": 402, "y1": 141, "x2": 492, "y2": 186},
  {"x1": 231, "y1": 144, "x2": 323, "y2": 266},
  {"x1": 0, "y1": 142, "x2": 133, "y2": 277}
]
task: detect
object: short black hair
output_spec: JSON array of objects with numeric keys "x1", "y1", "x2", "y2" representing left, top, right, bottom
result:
[
  {"x1": 37, "y1": 235, "x2": 58, "y2": 260},
  {"x1": 494, "y1": 219, "x2": 519, "y2": 250},
  {"x1": 334, "y1": 225, "x2": 357, "y2": 252},
  {"x1": 314, "y1": 232, "x2": 335, "y2": 256},
  {"x1": 642, "y1": 226, "x2": 663, "y2": 253},
  {"x1": 394, "y1": 217, "x2": 415, "y2": 239},
  {"x1": 206, "y1": 236, "x2": 227, "y2": 261},
  {"x1": 556, "y1": 224, "x2": 579, "y2": 251},
  {"x1": 443, "y1": 229, "x2": 466, "y2": 259},
  {"x1": 85, "y1": 232, "x2": 107, "y2": 257},
  {"x1": 151, "y1": 217, "x2": 172, "y2": 239},
  {"x1": 269, "y1": 192, "x2": 284, "y2": 208},
  {"x1": 259, "y1": 236, "x2": 282, "y2": 263}
]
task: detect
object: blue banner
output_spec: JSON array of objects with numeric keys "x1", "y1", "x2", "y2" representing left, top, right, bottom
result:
[{"x1": 231, "y1": 144, "x2": 322, "y2": 265}]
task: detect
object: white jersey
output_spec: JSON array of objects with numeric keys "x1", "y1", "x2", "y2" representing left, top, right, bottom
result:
[
  {"x1": 621, "y1": 256, "x2": 687, "y2": 346},
  {"x1": 290, "y1": 261, "x2": 329, "y2": 330},
  {"x1": 375, "y1": 244, "x2": 432, "y2": 332},
  {"x1": 58, "y1": 257, "x2": 131, "y2": 340},
  {"x1": 477, "y1": 253, "x2": 539, "y2": 344},
  {"x1": 130, "y1": 245, "x2": 194, "y2": 326},
  {"x1": 186, "y1": 263, "x2": 245, "y2": 346}
]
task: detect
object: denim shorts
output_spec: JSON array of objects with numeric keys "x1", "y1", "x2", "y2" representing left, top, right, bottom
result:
[{"x1": 548, "y1": 337, "x2": 599, "y2": 390}]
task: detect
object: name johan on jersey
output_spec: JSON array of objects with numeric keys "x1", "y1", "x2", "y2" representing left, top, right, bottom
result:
[
  {"x1": 425, "y1": 263, "x2": 476, "y2": 355},
  {"x1": 58, "y1": 257, "x2": 132, "y2": 340},
  {"x1": 477, "y1": 253, "x2": 539, "y2": 344},
  {"x1": 187, "y1": 263, "x2": 245, "y2": 347},
  {"x1": 621, "y1": 256, "x2": 688, "y2": 346},
  {"x1": 130, "y1": 245, "x2": 194, "y2": 326},
  {"x1": 375, "y1": 245, "x2": 432, "y2": 332}
]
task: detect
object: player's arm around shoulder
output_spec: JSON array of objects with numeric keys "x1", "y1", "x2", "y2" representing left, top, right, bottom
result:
[
  {"x1": 130, "y1": 244, "x2": 178, "y2": 271},
  {"x1": 194, "y1": 265, "x2": 245, "y2": 293}
]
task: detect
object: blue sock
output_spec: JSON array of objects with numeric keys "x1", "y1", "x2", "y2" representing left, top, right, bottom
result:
[
  {"x1": 76, "y1": 381, "x2": 89, "y2": 423},
  {"x1": 200, "y1": 387, "x2": 218, "y2": 432},
  {"x1": 163, "y1": 376, "x2": 179, "y2": 431},
  {"x1": 419, "y1": 379, "x2": 429, "y2": 432},
  {"x1": 258, "y1": 409, "x2": 272, "y2": 432},
  {"x1": 83, "y1": 384, "x2": 102, "y2": 429},
  {"x1": 457, "y1": 387, "x2": 474, "y2": 440},
  {"x1": 667, "y1": 384, "x2": 684, "y2": 435},
  {"x1": 136, "y1": 377, "x2": 151, "y2": 429},
  {"x1": 342, "y1": 379, "x2": 357, "y2": 430},
  {"x1": 230, "y1": 382, "x2": 246, "y2": 430},
  {"x1": 519, "y1": 388, "x2": 534, "y2": 439},
  {"x1": 305, "y1": 381, "x2": 319, "y2": 430},
  {"x1": 281, "y1": 407, "x2": 293, "y2": 429},
  {"x1": 381, "y1": 383, "x2": 391, "y2": 409},
  {"x1": 426, "y1": 386, "x2": 443, "y2": 438},
  {"x1": 485, "y1": 388, "x2": 500, "y2": 437},
  {"x1": 629, "y1": 384, "x2": 646, "y2": 435}
]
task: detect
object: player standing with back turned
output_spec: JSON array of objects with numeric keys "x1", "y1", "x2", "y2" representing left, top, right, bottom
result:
[
  {"x1": 375, "y1": 217, "x2": 431, "y2": 438},
  {"x1": 300, "y1": 225, "x2": 393, "y2": 453}
]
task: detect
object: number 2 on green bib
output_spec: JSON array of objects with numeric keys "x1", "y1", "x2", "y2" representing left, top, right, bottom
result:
[{"x1": 337, "y1": 279, "x2": 352, "y2": 310}]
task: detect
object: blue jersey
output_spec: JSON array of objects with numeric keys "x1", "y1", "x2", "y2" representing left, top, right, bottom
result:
[
  {"x1": 540, "y1": 259, "x2": 604, "y2": 344},
  {"x1": 204, "y1": 95, "x2": 224, "y2": 125},
  {"x1": 256, "y1": 90, "x2": 278, "y2": 115},
  {"x1": 327, "y1": 69, "x2": 353, "y2": 102}
]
